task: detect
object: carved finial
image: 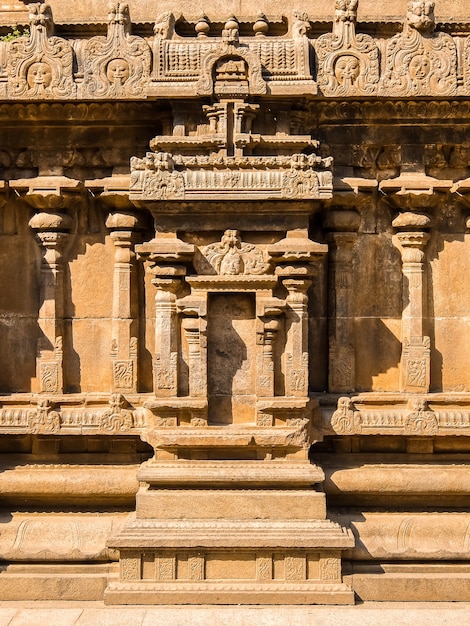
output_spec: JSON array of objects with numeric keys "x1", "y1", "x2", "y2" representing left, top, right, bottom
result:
[
  {"x1": 334, "y1": 0, "x2": 358, "y2": 23},
  {"x1": 407, "y1": 0, "x2": 435, "y2": 32},
  {"x1": 223, "y1": 16, "x2": 239, "y2": 43},
  {"x1": 195, "y1": 15, "x2": 210, "y2": 38},
  {"x1": 29, "y1": 2, "x2": 53, "y2": 35},
  {"x1": 108, "y1": 2, "x2": 130, "y2": 30},
  {"x1": 253, "y1": 12, "x2": 269, "y2": 37}
]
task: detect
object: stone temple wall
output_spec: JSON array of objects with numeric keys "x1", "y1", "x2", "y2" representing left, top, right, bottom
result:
[{"x1": 1, "y1": 0, "x2": 470, "y2": 603}]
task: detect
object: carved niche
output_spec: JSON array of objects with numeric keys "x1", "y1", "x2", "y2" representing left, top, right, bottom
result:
[
  {"x1": 381, "y1": 0, "x2": 457, "y2": 96},
  {"x1": 7, "y1": 3, "x2": 75, "y2": 99},
  {"x1": 83, "y1": 2, "x2": 151, "y2": 98},
  {"x1": 316, "y1": 0, "x2": 380, "y2": 96}
]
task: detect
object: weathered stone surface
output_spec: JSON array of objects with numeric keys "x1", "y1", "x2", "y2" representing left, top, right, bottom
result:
[{"x1": 1, "y1": 0, "x2": 470, "y2": 607}]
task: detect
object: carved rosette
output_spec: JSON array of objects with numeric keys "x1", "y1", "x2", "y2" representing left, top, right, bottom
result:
[
  {"x1": 380, "y1": 1, "x2": 457, "y2": 96},
  {"x1": 7, "y1": 3, "x2": 75, "y2": 99},
  {"x1": 83, "y1": 2, "x2": 151, "y2": 99},
  {"x1": 316, "y1": 0, "x2": 380, "y2": 96}
]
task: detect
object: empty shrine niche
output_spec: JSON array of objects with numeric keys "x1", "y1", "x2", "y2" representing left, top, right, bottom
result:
[{"x1": 207, "y1": 293, "x2": 256, "y2": 424}]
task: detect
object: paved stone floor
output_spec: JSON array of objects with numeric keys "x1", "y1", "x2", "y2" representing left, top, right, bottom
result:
[{"x1": 0, "y1": 602, "x2": 469, "y2": 625}]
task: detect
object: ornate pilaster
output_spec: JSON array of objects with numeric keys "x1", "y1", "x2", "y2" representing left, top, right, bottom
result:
[
  {"x1": 106, "y1": 212, "x2": 143, "y2": 393},
  {"x1": 29, "y1": 211, "x2": 71, "y2": 394},
  {"x1": 394, "y1": 228, "x2": 431, "y2": 392},
  {"x1": 381, "y1": 173, "x2": 452, "y2": 393},
  {"x1": 136, "y1": 234, "x2": 194, "y2": 398},
  {"x1": 325, "y1": 209, "x2": 360, "y2": 393}
]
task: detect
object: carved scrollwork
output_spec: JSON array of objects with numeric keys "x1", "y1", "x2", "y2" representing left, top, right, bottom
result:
[
  {"x1": 331, "y1": 397, "x2": 362, "y2": 434},
  {"x1": 28, "y1": 398, "x2": 61, "y2": 434},
  {"x1": 316, "y1": 0, "x2": 379, "y2": 96},
  {"x1": 83, "y1": 2, "x2": 151, "y2": 98},
  {"x1": 404, "y1": 398, "x2": 438, "y2": 436},
  {"x1": 380, "y1": 1, "x2": 457, "y2": 96},
  {"x1": 7, "y1": 3, "x2": 75, "y2": 99},
  {"x1": 101, "y1": 393, "x2": 134, "y2": 432}
]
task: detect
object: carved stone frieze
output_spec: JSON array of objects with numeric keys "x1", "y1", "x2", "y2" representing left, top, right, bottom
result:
[
  {"x1": 381, "y1": 1, "x2": 457, "y2": 97},
  {"x1": 331, "y1": 397, "x2": 362, "y2": 435},
  {"x1": 316, "y1": 0, "x2": 380, "y2": 96},
  {"x1": 83, "y1": 2, "x2": 151, "y2": 99},
  {"x1": 7, "y1": 3, "x2": 75, "y2": 99}
]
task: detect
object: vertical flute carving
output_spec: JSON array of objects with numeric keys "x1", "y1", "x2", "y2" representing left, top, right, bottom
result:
[
  {"x1": 29, "y1": 211, "x2": 72, "y2": 393},
  {"x1": 106, "y1": 212, "x2": 142, "y2": 393}
]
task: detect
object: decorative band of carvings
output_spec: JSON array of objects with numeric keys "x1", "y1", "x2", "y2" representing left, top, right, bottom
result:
[
  {"x1": 1, "y1": 3, "x2": 470, "y2": 101},
  {"x1": 326, "y1": 396, "x2": 470, "y2": 436},
  {"x1": 4, "y1": 393, "x2": 470, "y2": 436}
]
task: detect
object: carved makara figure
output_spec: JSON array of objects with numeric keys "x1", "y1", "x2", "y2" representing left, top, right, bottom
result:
[
  {"x1": 83, "y1": 2, "x2": 151, "y2": 98},
  {"x1": 381, "y1": 0, "x2": 457, "y2": 96},
  {"x1": 201, "y1": 230, "x2": 269, "y2": 275},
  {"x1": 7, "y1": 3, "x2": 75, "y2": 98},
  {"x1": 316, "y1": 0, "x2": 379, "y2": 96}
]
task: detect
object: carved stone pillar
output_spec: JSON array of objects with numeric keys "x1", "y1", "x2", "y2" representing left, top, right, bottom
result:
[
  {"x1": 255, "y1": 299, "x2": 283, "y2": 398},
  {"x1": 282, "y1": 276, "x2": 312, "y2": 397},
  {"x1": 394, "y1": 227, "x2": 431, "y2": 393},
  {"x1": 179, "y1": 297, "x2": 207, "y2": 399},
  {"x1": 325, "y1": 209, "x2": 360, "y2": 393},
  {"x1": 29, "y1": 211, "x2": 72, "y2": 394},
  {"x1": 381, "y1": 172, "x2": 452, "y2": 393},
  {"x1": 106, "y1": 212, "x2": 142, "y2": 393},
  {"x1": 136, "y1": 234, "x2": 194, "y2": 398}
]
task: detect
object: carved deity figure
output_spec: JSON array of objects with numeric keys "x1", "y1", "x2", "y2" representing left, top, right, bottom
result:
[
  {"x1": 202, "y1": 230, "x2": 269, "y2": 275},
  {"x1": 381, "y1": 0, "x2": 457, "y2": 96}
]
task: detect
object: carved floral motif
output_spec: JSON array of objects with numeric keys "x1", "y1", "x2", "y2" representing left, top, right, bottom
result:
[
  {"x1": 28, "y1": 399, "x2": 61, "y2": 434},
  {"x1": 404, "y1": 398, "x2": 438, "y2": 435}
]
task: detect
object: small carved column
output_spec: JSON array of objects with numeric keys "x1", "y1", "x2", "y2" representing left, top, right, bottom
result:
[
  {"x1": 29, "y1": 211, "x2": 72, "y2": 394},
  {"x1": 179, "y1": 298, "x2": 207, "y2": 399},
  {"x1": 256, "y1": 299, "x2": 284, "y2": 398},
  {"x1": 381, "y1": 172, "x2": 452, "y2": 393},
  {"x1": 282, "y1": 275, "x2": 312, "y2": 397},
  {"x1": 393, "y1": 225, "x2": 431, "y2": 393},
  {"x1": 325, "y1": 209, "x2": 360, "y2": 393},
  {"x1": 106, "y1": 212, "x2": 142, "y2": 393},
  {"x1": 136, "y1": 234, "x2": 194, "y2": 397}
]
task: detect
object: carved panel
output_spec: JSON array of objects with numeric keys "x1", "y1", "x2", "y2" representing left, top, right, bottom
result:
[
  {"x1": 199, "y1": 230, "x2": 268, "y2": 276},
  {"x1": 316, "y1": 0, "x2": 380, "y2": 96},
  {"x1": 83, "y1": 2, "x2": 151, "y2": 99},
  {"x1": 381, "y1": 1, "x2": 457, "y2": 96},
  {"x1": 8, "y1": 4, "x2": 75, "y2": 99}
]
